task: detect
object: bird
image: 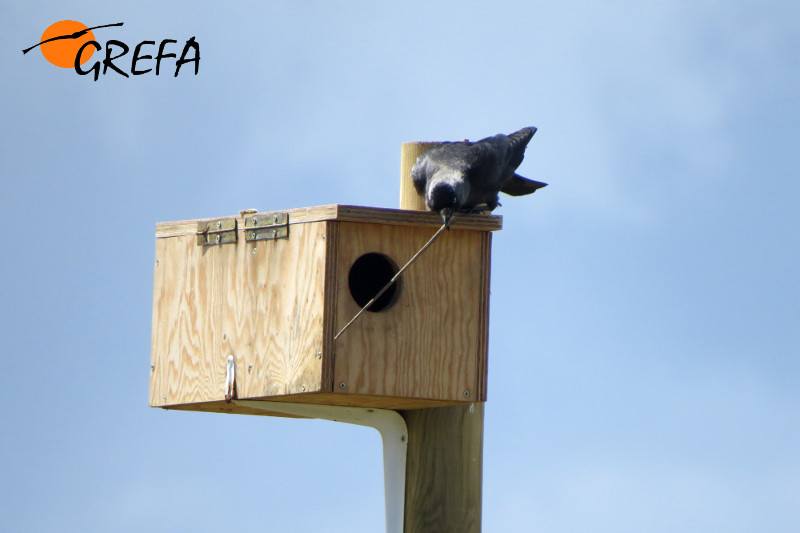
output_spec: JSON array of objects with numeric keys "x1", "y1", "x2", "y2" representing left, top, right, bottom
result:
[{"x1": 411, "y1": 127, "x2": 547, "y2": 227}]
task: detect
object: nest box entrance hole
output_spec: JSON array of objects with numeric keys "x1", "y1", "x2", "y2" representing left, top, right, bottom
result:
[{"x1": 348, "y1": 252, "x2": 401, "y2": 312}]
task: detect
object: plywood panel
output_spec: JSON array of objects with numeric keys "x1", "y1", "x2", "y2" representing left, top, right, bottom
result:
[
  {"x1": 224, "y1": 222, "x2": 327, "y2": 399},
  {"x1": 151, "y1": 221, "x2": 329, "y2": 407},
  {"x1": 150, "y1": 236, "x2": 229, "y2": 406},
  {"x1": 332, "y1": 222, "x2": 490, "y2": 402}
]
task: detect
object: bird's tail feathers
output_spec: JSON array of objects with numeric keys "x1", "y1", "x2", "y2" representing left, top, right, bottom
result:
[{"x1": 500, "y1": 174, "x2": 547, "y2": 196}]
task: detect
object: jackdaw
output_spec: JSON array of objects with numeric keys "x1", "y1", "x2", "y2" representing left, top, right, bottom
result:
[{"x1": 411, "y1": 127, "x2": 547, "y2": 227}]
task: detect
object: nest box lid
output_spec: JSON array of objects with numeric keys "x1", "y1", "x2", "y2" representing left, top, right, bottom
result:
[{"x1": 155, "y1": 204, "x2": 503, "y2": 238}]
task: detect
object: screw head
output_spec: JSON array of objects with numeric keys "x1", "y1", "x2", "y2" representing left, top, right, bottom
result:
[
  {"x1": 463, "y1": 390, "x2": 470, "y2": 398},
  {"x1": 252, "y1": 247, "x2": 257, "y2": 255},
  {"x1": 339, "y1": 382, "x2": 346, "y2": 389}
]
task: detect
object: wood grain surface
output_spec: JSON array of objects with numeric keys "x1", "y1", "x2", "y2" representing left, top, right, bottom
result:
[
  {"x1": 400, "y1": 403, "x2": 484, "y2": 532},
  {"x1": 150, "y1": 221, "x2": 327, "y2": 407},
  {"x1": 332, "y1": 222, "x2": 490, "y2": 402}
]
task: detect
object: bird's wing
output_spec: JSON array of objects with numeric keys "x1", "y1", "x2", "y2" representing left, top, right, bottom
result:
[
  {"x1": 415, "y1": 142, "x2": 474, "y2": 183},
  {"x1": 410, "y1": 155, "x2": 430, "y2": 195},
  {"x1": 499, "y1": 174, "x2": 547, "y2": 196}
]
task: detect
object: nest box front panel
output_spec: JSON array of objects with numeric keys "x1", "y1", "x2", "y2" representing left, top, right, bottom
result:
[{"x1": 332, "y1": 222, "x2": 491, "y2": 403}]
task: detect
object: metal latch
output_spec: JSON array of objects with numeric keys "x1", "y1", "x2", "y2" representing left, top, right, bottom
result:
[
  {"x1": 225, "y1": 355, "x2": 236, "y2": 402},
  {"x1": 196, "y1": 217, "x2": 237, "y2": 246},
  {"x1": 245, "y1": 212, "x2": 289, "y2": 242}
]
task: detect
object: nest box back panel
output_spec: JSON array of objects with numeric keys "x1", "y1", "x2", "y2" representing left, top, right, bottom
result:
[
  {"x1": 150, "y1": 219, "x2": 328, "y2": 408},
  {"x1": 331, "y1": 221, "x2": 491, "y2": 403}
]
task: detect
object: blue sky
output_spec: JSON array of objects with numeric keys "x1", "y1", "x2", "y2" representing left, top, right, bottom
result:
[{"x1": 2, "y1": 1, "x2": 798, "y2": 531}]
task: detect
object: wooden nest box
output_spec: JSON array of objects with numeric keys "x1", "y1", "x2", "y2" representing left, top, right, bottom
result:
[{"x1": 150, "y1": 204, "x2": 502, "y2": 414}]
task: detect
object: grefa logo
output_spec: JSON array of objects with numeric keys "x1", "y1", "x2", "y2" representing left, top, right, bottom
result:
[{"x1": 22, "y1": 20, "x2": 200, "y2": 81}]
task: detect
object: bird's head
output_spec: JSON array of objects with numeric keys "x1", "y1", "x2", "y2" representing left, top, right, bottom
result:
[
  {"x1": 428, "y1": 182, "x2": 458, "y2": 228},
  {"x1": 426, "y1": 170, "x2": 468, "y2": 229}
]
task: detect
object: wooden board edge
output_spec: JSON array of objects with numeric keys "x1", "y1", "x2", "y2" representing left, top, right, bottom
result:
[
  {"x1": 321, "y1": 220, "x2": 339, "y2": 393},
  {"x1": 148, "y1": 238, "x2": 167, "y2": 406},
  {"x1": 332, "y1": 205, "x2": 503, "y2": 231},
  {"x1": 156, "y1": 400, "x2": 307, "y2": 418},
  {"x1": 155, "y1": 204, "x2": 503, "y2": 238},
  {"x1": 152, "y1": 393, "x2": 481, "y2": 414},
  {"x1": 477, "y1": 231, "x2": 492, "y2": 402}
]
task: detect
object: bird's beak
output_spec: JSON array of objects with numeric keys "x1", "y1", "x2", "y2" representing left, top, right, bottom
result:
[{"x1": 440, "y1": 207, "x2": 454, "y2": 229}]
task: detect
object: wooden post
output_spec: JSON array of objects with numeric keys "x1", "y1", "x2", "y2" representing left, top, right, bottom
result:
[
  {"x1": 399, "y1": 404, "x2": 484, "y2": 532},
  {"x1": 400, "y1": 142, "x2": 438, "y2": 212},
  {"x1": 398, "y1": 142, "x2": 485, "y2": 533}
]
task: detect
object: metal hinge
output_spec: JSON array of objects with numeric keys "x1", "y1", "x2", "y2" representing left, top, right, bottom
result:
[
  {"x1": 245, "y1": 212, "x2": 289, "y2": 242},
  {"x1": 196, "y1": 218, "x2": 237, "y2": 246}
]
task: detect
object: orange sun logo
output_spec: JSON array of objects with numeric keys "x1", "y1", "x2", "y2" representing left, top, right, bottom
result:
[{"x1": 39, "y1": 20, "x2": 97, "y2": 68}]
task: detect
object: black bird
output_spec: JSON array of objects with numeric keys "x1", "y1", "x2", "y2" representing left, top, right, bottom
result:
[{"x1": 411, "y1": 127, "x2": 547, "y2": 227}]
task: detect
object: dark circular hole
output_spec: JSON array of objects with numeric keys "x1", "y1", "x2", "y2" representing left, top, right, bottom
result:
[{"x1": 348, "y1": 253, "x2": 400, "y2": 312}]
